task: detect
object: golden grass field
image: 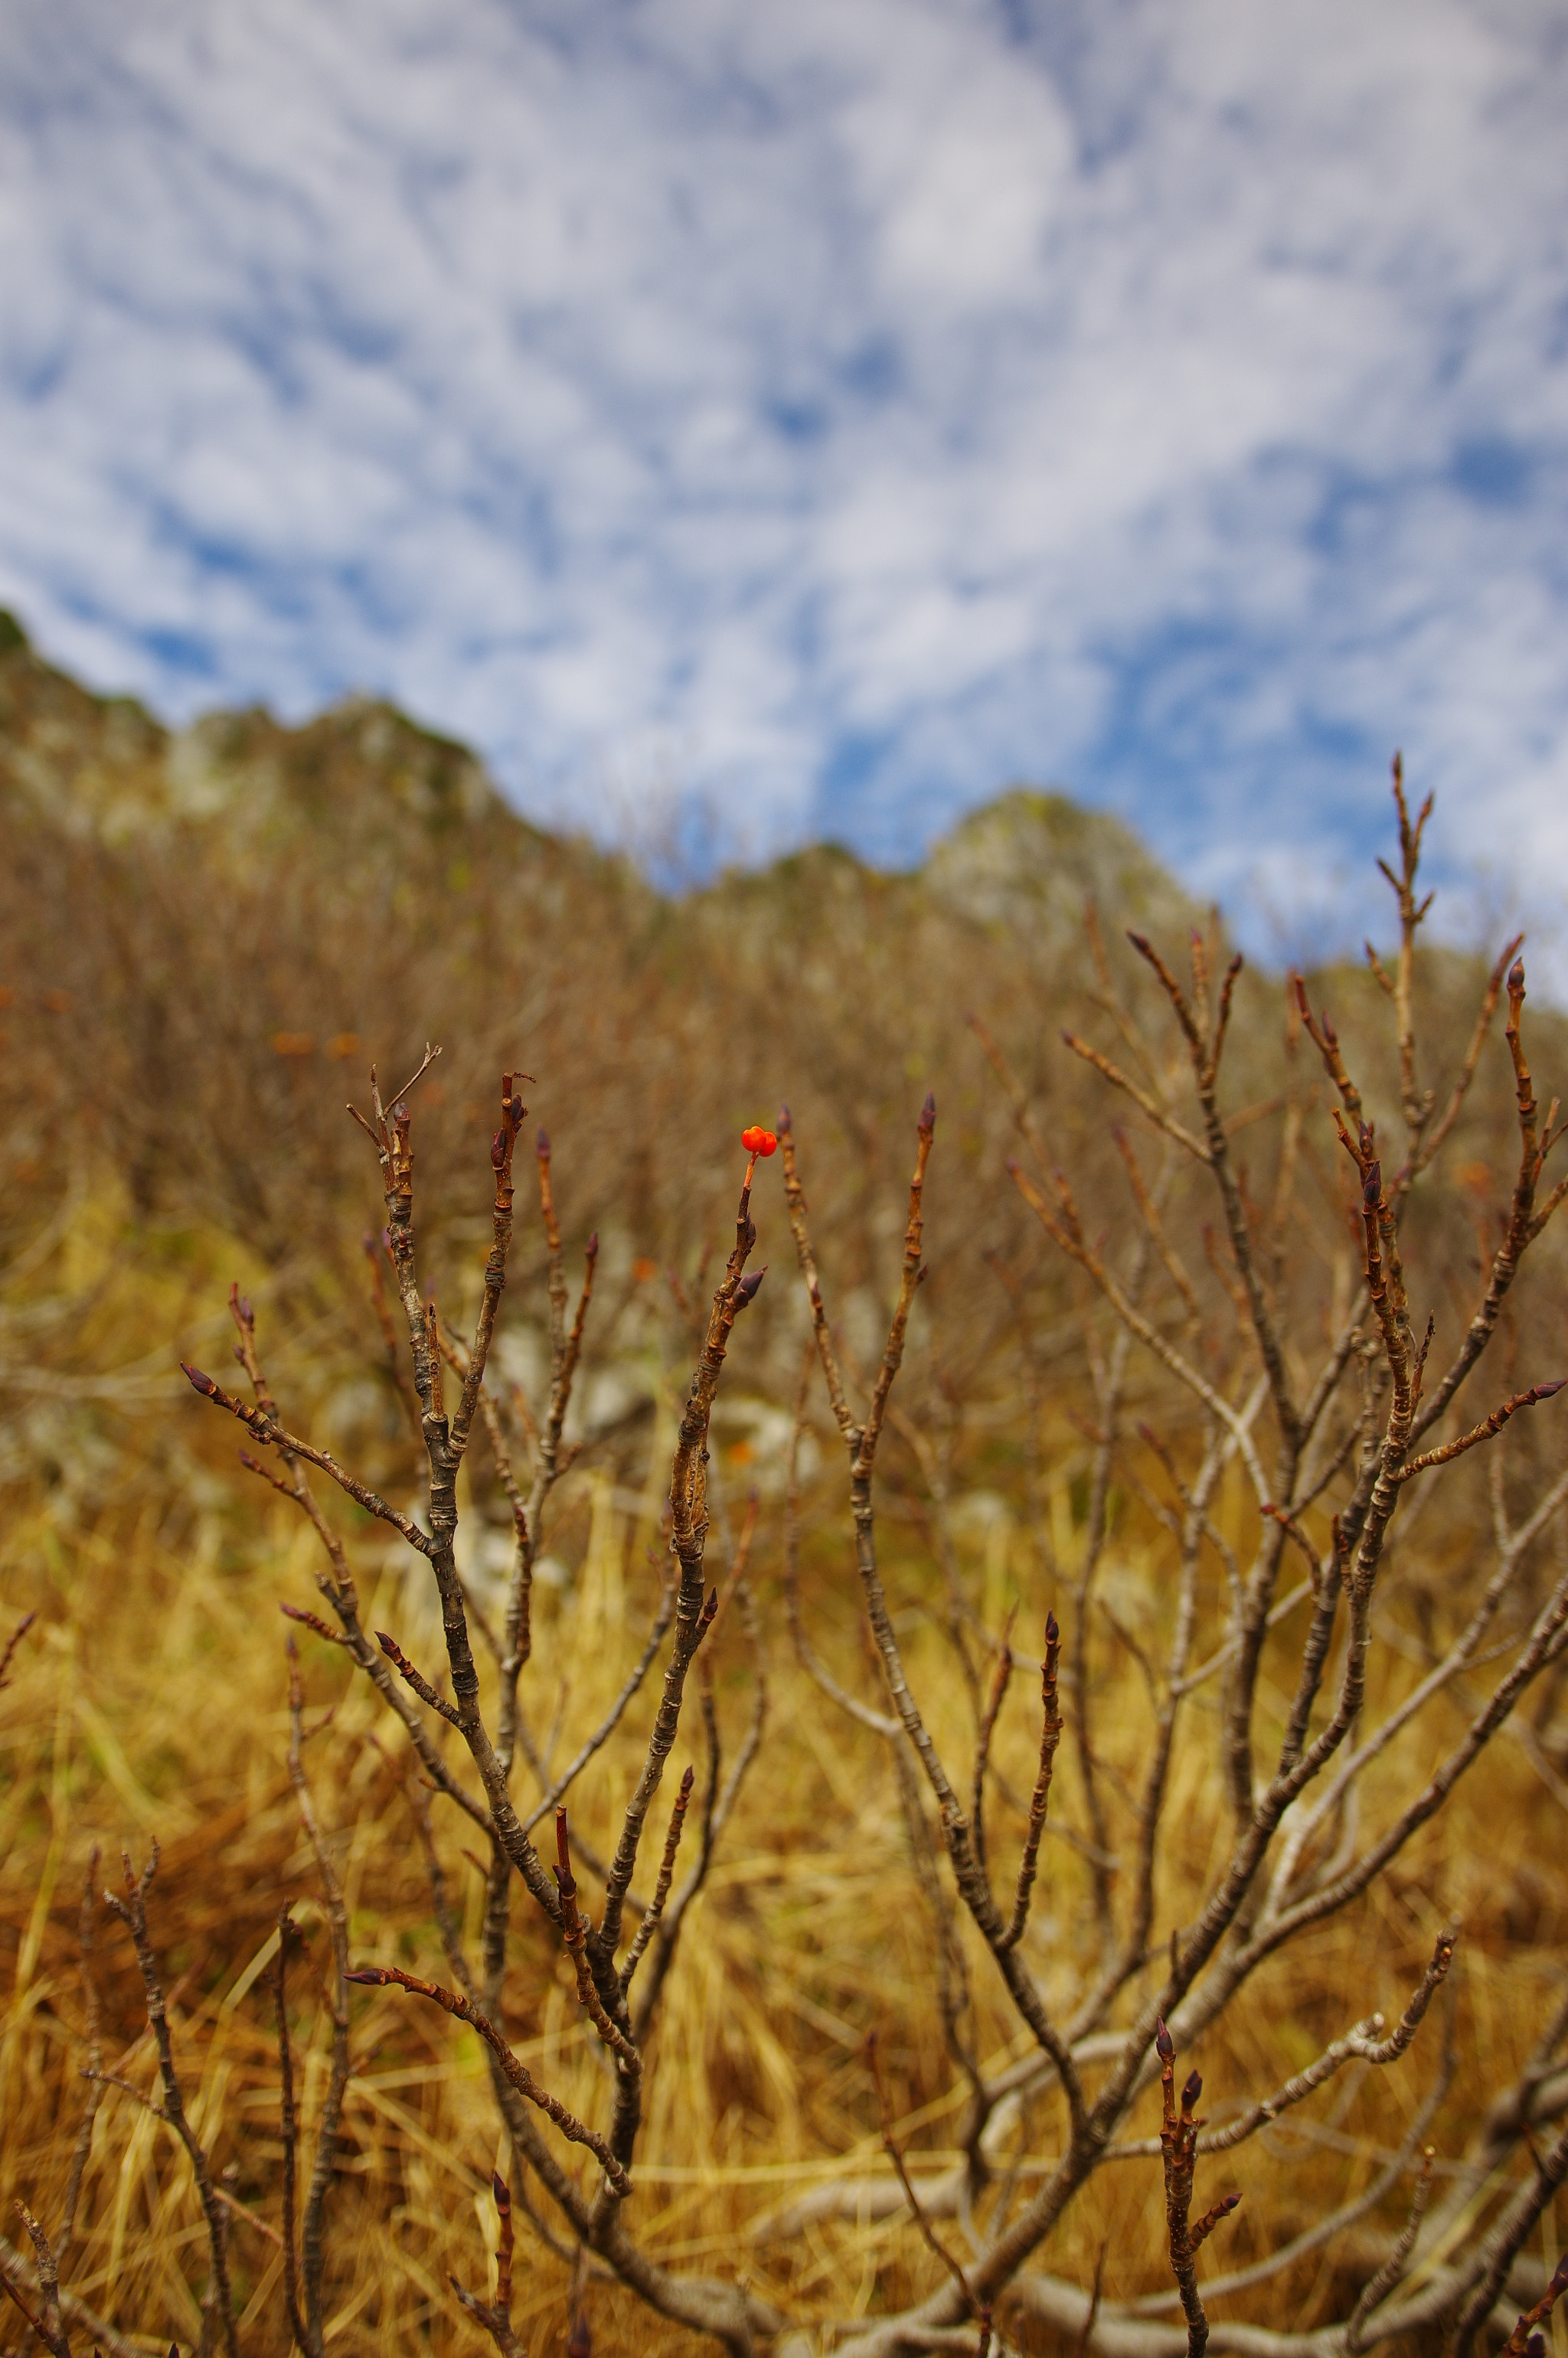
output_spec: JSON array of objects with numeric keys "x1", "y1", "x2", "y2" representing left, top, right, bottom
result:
[{"x1": 3, "y1": 1088, "x2": 1568, "y2": 2358}]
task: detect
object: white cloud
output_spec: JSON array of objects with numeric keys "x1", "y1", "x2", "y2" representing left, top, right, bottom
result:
[{"x1": 2, "y1": 0, "x2": 1566, "y2": 968}]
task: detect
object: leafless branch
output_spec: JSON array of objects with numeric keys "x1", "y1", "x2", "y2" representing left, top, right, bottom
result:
[
  {"x1": 345, "y1": 1964, "x2": 632, "y2": 2196},
  {"x1": 102, "y1": 1845, "x2": 240, "y2": 2358}
]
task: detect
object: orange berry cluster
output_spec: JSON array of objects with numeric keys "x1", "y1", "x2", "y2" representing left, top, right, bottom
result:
[{"x1": 740, "y1": 1124, "x2": 778, "y2": 1156}]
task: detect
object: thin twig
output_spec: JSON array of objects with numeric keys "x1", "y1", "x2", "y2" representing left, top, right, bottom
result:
[
  {"x1": 284, "y1": 1641, "x2": 350, "y2": 2357},
  {"x1": 102, "y1": 1847, "x2": 240, "y2": 2358},
  {"x1": 345, "y1": 1964, "x2": 632, "y2": 2196}
]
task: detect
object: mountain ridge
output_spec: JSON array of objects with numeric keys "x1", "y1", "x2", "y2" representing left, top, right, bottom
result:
[{"x1": 0, "y1": 606, "x2": 1197, "y2": 959}]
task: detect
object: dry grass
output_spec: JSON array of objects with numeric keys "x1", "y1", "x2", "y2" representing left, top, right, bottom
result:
[{"x1": 2, "y1": 1125, "x2": 1567, "y2": 2357}]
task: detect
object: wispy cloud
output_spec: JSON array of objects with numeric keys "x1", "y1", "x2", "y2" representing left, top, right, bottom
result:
[{"x1": 2, "y1": 0, "x2": 1566, "y2": 959}]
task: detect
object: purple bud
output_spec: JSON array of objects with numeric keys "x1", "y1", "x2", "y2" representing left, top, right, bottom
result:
[
  {"x1": 680, "y1": 1765, "x2": 695, "y2": 1794},
  {"x1": 491, "y1": 1131, "x2": 506, "y2": 1169},
  {"x1": 920, "y1": 1090, "x2": 936, "y2": 1134},
  {"x1": 777, "y1": 1102, "x2": 792, "y2": 1135},
  {"x1": 492, "y1": 2169, "x2": 510, "y2": 2212},
  {"x1": 1510, "y1": 958, "x2": 1526, "y2": 993},
  {"x1": 1155, "y1": 2020, "x2": 1174, "y2": 2061},
  {"x1": 586, "y1": 1230, "x2": 599, "y2": 1256},
  {"x1": 1363, "y1": 1161, "x2": 1382, "y2": 1207},
  {"x1": 1182, "y1": 2069, "x2": 1203, "y2": 2109},
  {"x1": 733, "y1": 1266, "x2": 766, "y2": 1313},
  {"x1": 535, "y1": 1126, "x2": 550, "y2": 1158},
  {"x1": 1045, "y1": 1609, "x2": 1059, "y2": 1644}
]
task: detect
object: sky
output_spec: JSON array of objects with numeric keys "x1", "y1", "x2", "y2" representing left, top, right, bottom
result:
[{"x1": 2, "y1": 0, "x2": 1566, "y2": 964}]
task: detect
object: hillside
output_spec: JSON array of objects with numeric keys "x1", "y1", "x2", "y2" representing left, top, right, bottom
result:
[
  {"x1": 0, "y1": 609, "x2": 1206, "y2": 1272},
  {"x1": 2, "y1": 604, "x2": 1550, "y2": 1406}
]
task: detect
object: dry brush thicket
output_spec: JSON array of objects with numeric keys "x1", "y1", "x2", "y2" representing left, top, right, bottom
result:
[{"x1": 5, "y1": 775, "x2": 1568, "y2": 2357}]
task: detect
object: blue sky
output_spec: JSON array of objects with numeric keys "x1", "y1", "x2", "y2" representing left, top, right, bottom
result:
[{"x1": 3, "y1": 0, "x2": 1567, "y2": 964}]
